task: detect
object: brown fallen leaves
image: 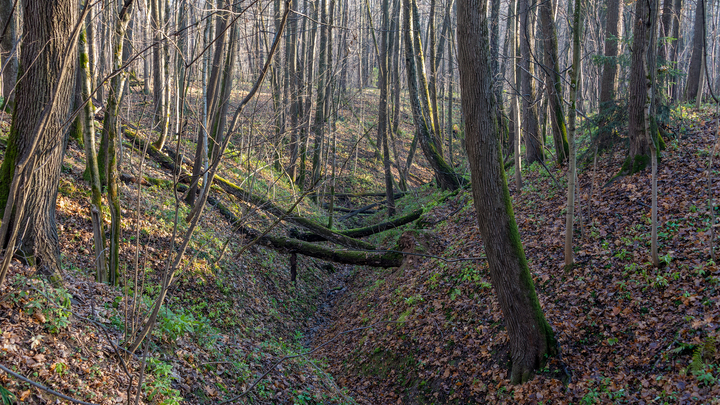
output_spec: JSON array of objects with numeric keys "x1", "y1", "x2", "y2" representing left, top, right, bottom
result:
[{"x1": 310, "y1": 112, "x2": 720, "y2": 403}]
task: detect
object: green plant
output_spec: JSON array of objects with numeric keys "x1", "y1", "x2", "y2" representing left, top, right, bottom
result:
[
  {"x1": 11, "y1": 277, "x2": 72, "y2": 334},
  {"x1": 144, "y1": 358, "x2": 183, "y2": 405},
  {"x1": 0, "y1": 385, "x2": 15, "y2": 405}
]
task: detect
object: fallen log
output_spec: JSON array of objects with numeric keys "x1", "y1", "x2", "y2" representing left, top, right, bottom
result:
[
  {"x1": 308, "y1": 191, "x2": 407, "y2": 198},
  {"x1": 207, "y1": 194, "x2": 403, "y2": 267},
  {"x1": 124, "y1": 129, "x2": 189, "y2": 181},
  {"x1": 320, "y1": 203, "x2": 378, "y2": 214},
  {"x1": 291, "y1": 209, "x2": 424, "y2": 242},
  {"x1": 213, "y1": 177, "x2": 376, "y2": 251}
]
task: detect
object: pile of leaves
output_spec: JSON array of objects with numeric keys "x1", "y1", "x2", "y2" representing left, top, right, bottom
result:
[{"x1": 311, "y1": 111, "x2": 720, "y2": 403}]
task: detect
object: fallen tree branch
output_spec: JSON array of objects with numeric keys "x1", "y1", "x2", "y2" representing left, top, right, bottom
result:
[
  {"x1": 211, "y1": 196, "x2": 403, "y2": 267},
  {"x1": 124, "y1": 128, "x2": 377, "y2": 251},
  {"x1": 291, "y1": 209, "x2": 424, "y2": 242},
  {"x1": 0, "y1": 364, "x2": 100, "y2": 405}
]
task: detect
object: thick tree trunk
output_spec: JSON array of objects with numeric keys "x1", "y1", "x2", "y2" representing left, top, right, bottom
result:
[
  {"x1": 456, "y1": 0, "x2": 558, "y2": 383},
  {"x1": 518, "y1": 0, "x2": 543, "y2": 165},
  {"x1": 624, "y1": 0, "x2": 653, "y2": 173},
  {"x1": 0, "y1": 0, "x2": 79, "y2": 281},
  {"x1": 597, "y1": 0, "x2": 623, "y2": 151},
  {"x1": 684, "y1": 0, "x2": 705, "y2": 102}
]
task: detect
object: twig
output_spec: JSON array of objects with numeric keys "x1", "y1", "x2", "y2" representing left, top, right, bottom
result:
[{"x1": 0, "y1": 364, "x2": 100, "y2": 405}]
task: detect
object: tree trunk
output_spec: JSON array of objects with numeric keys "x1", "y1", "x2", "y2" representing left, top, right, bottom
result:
[
  {"x1": 510, "y1": 0, "x2": 522, "y2": 189},
  {"x1": 684, "y1": 0, "x2": 705, "y2": 102},
  {"x1": 456, "y1": 0, "x2": 558, "y2": 383},
  {"x1": 565, "y1": 0, "x2": 582, "y2": 268},
  {"x1": 151, "y1": 0, "x2": 170, "y2": 150},
  {"x1": 79, "y1": 24, "x2": 108, "y2": 283},
  {"x1": 403, "y1": 0, "x2": 463, "y2": 190},
  {"x1": 538, "y1": 0, "x2": 568, "y2": 165},
  {"x1": 100, "y1": 0, "x2": 135, "y2": 284},
  {"x1": 624, "y1": 0, "x2": 653, "y2": 173},
  {"x1": 669, "y1": 0, "x2": 683, "y2": 101},
  {"x1": 378, "y1": 0, "x2": 395, "y2": 216},
  {"x1": 0, "y1": 0, "x2": 79, "y2": 282},
  {"x1": 311, "y1": 0, "x2": 328, "y2": 185},
  {"x1": 0, "y1": 0, "x2": 18, "y2": 110},
  {"x1": 519, "y1": 0, "x2": 543, "y2": 165},
  {"x1": 597, "y1": 0, "x2": 622, "y2": 151}
]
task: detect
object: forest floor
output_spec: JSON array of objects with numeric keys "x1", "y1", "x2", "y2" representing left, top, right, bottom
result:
[
  {"x1": 310, "y1": 107, "x2": 720, "y2": 404},
  {"x1": 0, "y1": 99, "x2": 718, "y2": 405}
]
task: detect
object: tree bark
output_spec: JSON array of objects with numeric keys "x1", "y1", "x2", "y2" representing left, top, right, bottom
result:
[
  {"x1": 79, "y1": 24, "x2": 108, "y2": 283},
  {"x1": 538, "y1": 0, "x2": 568, "y2": 164},
  {"x1": 456, "y1": 0, "x2": 558, "y2": 383},
  {"x1": 684, "y1": 0, "x2": 704, "y2": 102},
  {"x1": 598, "y1": 0, "x2": 622, "y2": 150},
  {"x1": 100, "y1": 0, "x2": 135, "y2": 284},
  {"x1": 518, "y1": 0, "x2": 543, "y2": 165},
  {"x1": 0, "y1": 0, "x2": 79, "y2": 281},
  {"x1": 0, "y1": 0, "x2": 18, "y2": 110},
  {"x1": 403, "y1": 0, "x2": 463, "y2": 190},
  {"x1": 565, "y1": 0, "x2": 582, "y2": 267},
  {"x1": 151, "y1": 0, "x2": 170, "y2": 150},
  {"x1": 624, "y1": 0, "x2": 654, "y2": 173}
]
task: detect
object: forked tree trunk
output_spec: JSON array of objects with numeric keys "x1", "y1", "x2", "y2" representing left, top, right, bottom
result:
[
  {"x1": 100, "y1": 0, "x2": 135, "y2": 284},
  {"x1": 0, "y1": 0, "x2": 80, "y2": 283},
  {"x1": 456, "y1": 0, "x2": 558, "y2": 383}
]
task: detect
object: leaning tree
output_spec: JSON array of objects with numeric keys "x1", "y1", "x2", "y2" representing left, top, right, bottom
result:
[{"x1": 456, "y1": 0, "x2": 559, "y2": 383}]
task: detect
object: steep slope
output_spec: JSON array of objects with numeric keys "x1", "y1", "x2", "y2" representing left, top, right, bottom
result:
[{"x1": 311, "y1": 110, "x2": 720, "y2": 403}]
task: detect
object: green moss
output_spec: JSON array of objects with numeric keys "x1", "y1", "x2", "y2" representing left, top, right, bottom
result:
[
  {"x1": 0, "y1": 117, "x2": 19, "y2": 212},
  {"x1": 622, "y1": 153, "x2": 650, "y2": 174}
]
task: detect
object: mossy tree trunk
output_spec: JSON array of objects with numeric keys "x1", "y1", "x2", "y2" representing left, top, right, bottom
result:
[
  {"x1": 0, "y1": 0, "x2": 80, "y2": 285},
  {"x1": 457, "y1": 0, "x2": 558, "y2": 383},
  {"x1": 100, "y1": 0, "x2": 135, "y2": 285},
  {"x1": 79, "y1": 25, "x2": 108, "y2": 283},
  {"x1": 403, "y1": 0, "x2": 463, "y2": 191}
]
